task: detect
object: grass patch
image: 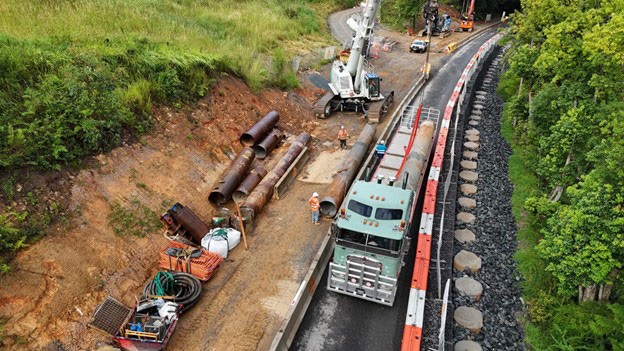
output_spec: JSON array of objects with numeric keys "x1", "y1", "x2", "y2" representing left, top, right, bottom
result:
[
  {"x1": 0, "y1": 0, "x2": 345, "y2": 170},
  {"x1": 107, "y1": 198, "x2": 160, "y2": 237}
]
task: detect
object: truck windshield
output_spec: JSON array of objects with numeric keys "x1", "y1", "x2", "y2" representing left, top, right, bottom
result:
[
  {"x1": 348, "y1": 200, "x2": 372, "y2": 217},
  {"x1": 375, "y1": 208, "x2": 403, "y2": 220},
  {"x1": 366, "y1": 234, "x2": 401, "y2": 251},
  {"x1": 337, "y1": 229, "x2": 401, "y2": 253},
  {"x1": 337, "y1": 228, "x2": 367, "y2": 244}
]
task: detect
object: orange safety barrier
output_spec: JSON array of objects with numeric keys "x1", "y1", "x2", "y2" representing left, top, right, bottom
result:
[{"x1": 158, "y1": 241, "x2": 223, "y2": 281}]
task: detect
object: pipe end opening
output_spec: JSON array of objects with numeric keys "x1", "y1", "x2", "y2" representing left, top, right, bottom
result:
[
  {"x1": 320, "y1": 200, "x2": 338, "y2": 218},
  {"x1": 208, "y1": 192, "x2": 227, "y2": 206},
  {"x1": 240, "y1": 134, "x2": 255, "y2": 147}
]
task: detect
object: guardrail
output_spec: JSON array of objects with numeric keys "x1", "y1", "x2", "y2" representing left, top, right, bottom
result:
[{"x1": 400, "y1": 32, "x2": 503, "y2": 351}]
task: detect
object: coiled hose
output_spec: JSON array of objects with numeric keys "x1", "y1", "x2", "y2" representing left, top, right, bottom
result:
[{"x1": 143, "y1": 271, "x2": 202, "y2": 313}]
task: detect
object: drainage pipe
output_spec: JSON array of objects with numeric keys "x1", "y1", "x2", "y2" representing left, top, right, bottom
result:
[
  {"x1": 319, "y1": 124, "x2": 377, "y2": 217},
  {"x1": 169, "y1": 203, "x2": 210, "y2": 244},
  {"x1": 208, "y1": 148, "x2": 255, "y2": 206},
  {"x1": 242, "y1": 132, "x2": 311, "y2": 217},
  {"x1": 240, "y1": 111, "x2": 280, "y2": 146}
]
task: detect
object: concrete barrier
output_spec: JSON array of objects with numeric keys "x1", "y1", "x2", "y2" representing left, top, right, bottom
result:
[{"x1": 269, "y1": 231, "x2": 335, "y2": 351}]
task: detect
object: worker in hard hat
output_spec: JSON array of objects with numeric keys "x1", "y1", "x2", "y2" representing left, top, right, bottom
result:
[
  {"x1": 337, "y1": 125, "x2": 350, "y2": 149},
  {"x1": 375, "y1": 140, "x2": 387, "y2": 160},
  {"x1": 309, "y1": 192, "x2": 321, "y2": 225}
]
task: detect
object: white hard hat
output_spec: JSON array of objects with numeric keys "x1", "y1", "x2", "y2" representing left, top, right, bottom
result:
[
  {"x1": 340, "y1": 125, "x2": 345, "y2": 129},
  {"x1": 380, "y1": 140, "x2": 385, "y2": 144},
  {"x1": 313, "y1": 192, "x2": 319, "y2": 197}
]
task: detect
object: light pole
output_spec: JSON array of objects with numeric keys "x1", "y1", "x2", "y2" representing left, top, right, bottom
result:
[{"x1": 423, "y1": 0, "x2": 438, "y2": 80}]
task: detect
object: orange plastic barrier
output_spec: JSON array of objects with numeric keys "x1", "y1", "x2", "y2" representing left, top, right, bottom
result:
[{"x1": 159, "y1": 241, "x2": 223, "y2": 281}]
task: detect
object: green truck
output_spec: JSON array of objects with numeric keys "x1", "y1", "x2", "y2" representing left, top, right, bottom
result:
[{"x1": 327, "y1": 179, "x2": 414, "y2": 306}]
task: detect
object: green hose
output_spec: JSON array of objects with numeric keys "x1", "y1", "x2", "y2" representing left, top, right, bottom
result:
[{"x1": 153, "y1": 271, "x2": 174, "y2": 296}]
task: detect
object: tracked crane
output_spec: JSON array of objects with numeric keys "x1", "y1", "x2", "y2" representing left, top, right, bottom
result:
[
  {"x1": 460, "y1": 0, "x2": 476, "y2": 32},
  {"x1": 314, "y1": 0, "x2": 394, "y2": 123}
]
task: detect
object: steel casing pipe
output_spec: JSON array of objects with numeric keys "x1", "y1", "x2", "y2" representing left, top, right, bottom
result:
[
  {"x1": 169, "y1": 204, "x2": 210, "y2": 244},
  {"x1": 397, "y1": 120, "x2": 435, "y2": 191},
  {"x1": 240, "y1": 111, "x2": 280, "y2": 147},
  {"x1": 319, "y1": 124, "x2": 377, "y2": 217},
  {"x1": 242, "y1": 132, "x2": 311, "y2": 216},
  {"x1": 252, "y1": 129, "x2": 284, "y2": 159},
  {"x1": 232, "y1": 165, "x2": 268, "y2": 203},
  {"x1": 208, "y1": 148, "x2": 255, "y2": 206}
]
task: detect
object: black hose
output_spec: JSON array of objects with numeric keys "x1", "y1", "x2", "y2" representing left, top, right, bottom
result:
[{"x1": 143, "y1": 272, "x2": 202, "y2": 314}]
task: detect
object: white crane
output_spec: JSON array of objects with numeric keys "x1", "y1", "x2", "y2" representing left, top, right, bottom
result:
[{"x1": 314, "y1": 0, "x2": 394, "y2": 123}]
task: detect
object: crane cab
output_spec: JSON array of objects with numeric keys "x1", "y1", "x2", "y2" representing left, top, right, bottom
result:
[{"x1": 365, "y1": 73, "x2": 381, "y2": 99}]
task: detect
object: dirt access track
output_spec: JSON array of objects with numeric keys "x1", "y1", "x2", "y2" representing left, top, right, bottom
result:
[{"x1": 0, "y1": 7, "x2": 491, "y2": 351}]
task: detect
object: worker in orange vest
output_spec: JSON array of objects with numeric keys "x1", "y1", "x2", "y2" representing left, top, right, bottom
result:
[
  {"x1": 309, "y1": 192, "x2": 320, "y2": 225},
  {"x1": 337, "y1": 125, "x2": 349, "y2": 149}
]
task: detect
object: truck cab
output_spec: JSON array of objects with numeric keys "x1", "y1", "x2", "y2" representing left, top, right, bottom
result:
[{"x1": 327, "y1": 180, "x2": 413, "y2": 306}]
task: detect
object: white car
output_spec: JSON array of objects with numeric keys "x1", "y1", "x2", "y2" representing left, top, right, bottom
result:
[{"x1": 409, "y1": 39, "x2": 428, "y2": 53}]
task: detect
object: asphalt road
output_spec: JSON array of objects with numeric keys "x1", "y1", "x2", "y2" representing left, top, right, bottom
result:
[
  {"x1": 291, "y1": 28, "x2": 498, "y2": 351},
  {"x1": 327, "y1": 7, "x2": 360, "y2": 47}
]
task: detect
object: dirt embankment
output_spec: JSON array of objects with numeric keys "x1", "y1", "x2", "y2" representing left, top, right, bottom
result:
[{"x1": 0, "y1": 74, "x2": 323, "y2": 350}]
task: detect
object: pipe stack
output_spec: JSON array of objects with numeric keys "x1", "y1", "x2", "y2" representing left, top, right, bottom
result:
[
  {"x1": 240, "y1": 111, "x2": 280, "y2": 147},
  {"x1": 242, "y1": 132, "x2": 311, "y2": 217},
  {"x1": 320, "y1": 124, "x2": 377, "y2": 217},
  {"x1": 253, "y1": 129, "x2": 284, "y2": 159},
  {"x1": 232, "y1": 165, "x2": 267, "y2": 203},
  {"x1": 208, "y1": 148, "x2": 255, "y2": 206}
]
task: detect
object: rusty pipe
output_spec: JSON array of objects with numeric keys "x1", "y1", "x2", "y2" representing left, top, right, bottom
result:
[
  {"x1": 208, "y1": 147, "x2": 255, "y2": 206},
  {"x1": 253, "y1": 129, "x2": 284, "y2": 159},
  {"x1": 169, "y1": 203, "x2": 210, "y2": 244},
  {"x1": 240, "y1": 111, "x2": 280, "y2": 146},
  {"x1": 242, "y1": 132, "x2": 311, "y2": 216},
  {"x1": 232, "y1": 165, "x2": 268, "y2": 203},
  {"x1": 397, "y1": 120, "x2": 435, "y2": 191},
  {"x1": 320, "y1": 124, "x2": 377, "y2": 217}
]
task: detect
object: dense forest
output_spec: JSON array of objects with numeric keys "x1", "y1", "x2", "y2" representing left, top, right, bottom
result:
[{"x1": 500, "y1": 0, "x2": 624, "y2": 348}]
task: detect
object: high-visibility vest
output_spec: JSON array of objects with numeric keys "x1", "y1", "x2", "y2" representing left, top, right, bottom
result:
[
  {"x1": 338, "y1": 129, "x2": 349, "y2": 140},
  {"x1": 309, "y1": 197, "x2": 320, "y2": 211}
]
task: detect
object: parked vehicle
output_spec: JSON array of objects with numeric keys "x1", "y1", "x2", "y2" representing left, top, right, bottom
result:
[{"x1": 410, "y1": 39, "x2": 429, "y2": 53}]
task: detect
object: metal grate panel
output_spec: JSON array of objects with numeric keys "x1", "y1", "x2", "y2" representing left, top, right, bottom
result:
[{"x1": 90, "y1": 296, "x2": 131, "y2": 336}]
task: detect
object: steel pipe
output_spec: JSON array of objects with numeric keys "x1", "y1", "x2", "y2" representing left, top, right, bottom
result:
[
  {"x1": 242, "y1": 132, "x2": 311, "y2": 216},
  {"x1": 320, "y1": 124, "x2": 377, "y2": 217},
  {"x1": 253, "y1": 129, "x2": 284, "y2": 159},
  {"x1": 240, "y1": 111, "x2": 280, "y2": 147},
  {"x1": 232, "y1": 165, "x2": 268, "y2": 203},
  {"x1": 169, "y1": 203, "x2": 210, "y2": 244},
  {"x1": 208, "y1": 148, "x2": 255, "y2": 206},
  {"x1": 397, "y1": 120, "x2": 435, "y2": 191}
]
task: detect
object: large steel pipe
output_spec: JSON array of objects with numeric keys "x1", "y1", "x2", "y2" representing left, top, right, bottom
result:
[
  {"x1": 240, "y1": 111, "x2": 280, "y2": 147},
  {"x1": 169, "y1": 203, "x2": 210, "y2": 244},
  {"x1": 232, "y1": 165, "x2": 267, "y2": 203},
  {"x1": 208, "y1": 148, "x2": 255, "y2": 206},
  {"x1": 242, "y1": 132, "x2": 311, "y2": 216},
  {"x1": 320, "y1": 124, "x2": 377, "y2": 217},
  {"x1": 253, "y1": 129, "x2": 284, "y2": 160},
  {"x1": 397, "y1": 120, "x2": 435, "y2": 191}
]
